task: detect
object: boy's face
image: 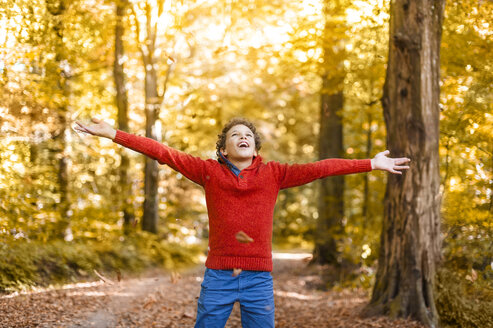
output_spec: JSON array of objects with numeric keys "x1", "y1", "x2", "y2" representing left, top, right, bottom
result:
[{"x1": 221, "y1": 124, "x2": 257, "y2": 161}]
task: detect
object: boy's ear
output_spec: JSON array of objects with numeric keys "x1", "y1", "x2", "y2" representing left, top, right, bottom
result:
[{"x1": 221, "y1": 148, "x2": 227, "y2": 156}]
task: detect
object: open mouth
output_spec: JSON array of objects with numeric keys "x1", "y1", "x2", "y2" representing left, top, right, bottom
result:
[{"x1": 238, "y1": 141, "x2": 249, "y2": 148}]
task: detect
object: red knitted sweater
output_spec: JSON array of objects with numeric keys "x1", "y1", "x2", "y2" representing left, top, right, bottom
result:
[{"x1": 113, "y1": 130, "x2": 372, "y2": 271}]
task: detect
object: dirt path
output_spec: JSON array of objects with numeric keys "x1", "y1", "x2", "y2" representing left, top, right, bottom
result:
[{"x1": 0, "y1": 253, "x2": 424, "y2": 327}]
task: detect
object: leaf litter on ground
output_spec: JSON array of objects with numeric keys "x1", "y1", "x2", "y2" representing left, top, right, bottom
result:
[{"x1": 0, "y1": 255, "x2": 426, "y2": 328}]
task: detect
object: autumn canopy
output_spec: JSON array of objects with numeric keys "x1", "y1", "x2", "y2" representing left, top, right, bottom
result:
[{"x1": 0, "y1": 0, "x2": 491, "y2": 327}]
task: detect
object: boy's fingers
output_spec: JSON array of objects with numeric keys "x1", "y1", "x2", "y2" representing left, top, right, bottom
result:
[
  {"x1": 75, "y1": 124, "x2": 94, "y2": 135},
  {"x1": 395, "y1": 158, "x2": 411, "y2": 164},
  {"x1": 91, "y1": 117, "x2": 101, "y2": 124},
  {"x1": 74, "y1": 124, "x2": 88, "y2": 133},
  {"x1": 75, "y1": 121, "x2": 89, "y2": 130}
]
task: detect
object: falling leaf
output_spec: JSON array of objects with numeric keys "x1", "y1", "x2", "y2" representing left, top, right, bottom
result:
[
  {"x1": 235, "y1": 231, "x2": 254, "y2": 244},
  {"x1": 232, "y1": 268, "x2": 242, "y2": 277}
]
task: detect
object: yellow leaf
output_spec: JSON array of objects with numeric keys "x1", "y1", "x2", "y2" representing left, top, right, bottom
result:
[{"x1": 235, "y1": 231, "x2": 254, "y2": 244}]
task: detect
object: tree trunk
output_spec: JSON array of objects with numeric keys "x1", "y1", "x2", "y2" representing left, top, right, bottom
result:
[
  {"x1": 312, "y1": 0, "x2": 346, "y2": 266},
  {"x1": 313, "y1": 87, "x2": 344, "y2": 265},
  {"x1": 362, "y1": 112, "x2": 372, "y2": 228},
  {"x1": 141, "y1": 70, "x2": 160, "y2": 233},
  {"x1": 46, "y1": 0, "x2": 71, "y2": 240},
  {"x1": 136, "y1": 2, "x2": 167, "y2": 234},
  {"x1": 363, "y1": 1, "x2": 445, "y2": 327},
  {"x1": 114, "y1": 0, "x2": 135, "y2": 234}
]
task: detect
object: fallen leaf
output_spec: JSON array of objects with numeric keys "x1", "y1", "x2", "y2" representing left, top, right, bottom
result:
[
  {"x1": 170, "y1": 271, "x2": 181, "y2": 284},
  {"x1": 182, "y1": 312, "x2": 193, "y2": 318},
  {"x1": 235, "y1": 231, "x2": 254, "y2": 244},
  {"x1": 93, "y1": 269, "x2": 115, "y2": 285},
  {"x1": 143, "y1": 296, "x2": 156, "y2": 309},
  {"x1": 466, "y1": 268, "x2": 478, "y2": 283},
  {"x1": 302, "y1": 255, "x2": 313, "y2": 263},
  {"x1": 232, "y1": 268, "x2": 242, "y2": 277}
]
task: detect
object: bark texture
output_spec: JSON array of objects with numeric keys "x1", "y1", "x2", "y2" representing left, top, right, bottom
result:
[
  {"x1": 46, "y1": 0, "x2": 71, "y2": 239},
  {"x1": 313, "y1": 87, "x2": 345, "y2": 265},
  {"x1": 114, "y1": 0, "x2": 135, "y2": 234},
  {"x1": 133, "y1": 2, "x2": 174, "y2": 233},
  {"x1": 362, "y1": 112, "x2": 372, "y2": 226},
  {"x1": 312, "y1": 0, "x2": 346, "y2": 266},
  {"x1": 141, "y1": 54, "x2": 160, "y2": 234},
  {"x1": 364, "y1": 1, "x2": 445, "y2": 327}
]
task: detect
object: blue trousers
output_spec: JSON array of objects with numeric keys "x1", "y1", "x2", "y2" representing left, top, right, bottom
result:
[{"x1": 194, "y1": 268, "x2": 275, "y2": 328}]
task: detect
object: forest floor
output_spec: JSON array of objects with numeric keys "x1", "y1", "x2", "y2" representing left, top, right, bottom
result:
[{"x1": 0, "y1": 252, "x2": 425, "y2": 328}]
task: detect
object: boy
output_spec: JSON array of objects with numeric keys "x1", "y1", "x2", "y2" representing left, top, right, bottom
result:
[{"x1": 75, "y1": 117, "x2": 410, "y2": 328}]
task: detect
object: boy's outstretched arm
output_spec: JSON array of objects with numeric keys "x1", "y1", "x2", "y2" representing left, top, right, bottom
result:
[
  {"x1": 370, "y1": 150, "x2": 410, "y2": 174},
  {"x1": 277, "y1": 150, "x2": 410, "y2": 189},
  {"x1": 74, "y1": 118, "x2": 208, "y2": 186}
]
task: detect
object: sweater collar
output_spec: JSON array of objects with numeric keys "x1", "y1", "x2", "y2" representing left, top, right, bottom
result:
[{"x1": 217, "y1": 152, "x2": 263, "y2": 176}]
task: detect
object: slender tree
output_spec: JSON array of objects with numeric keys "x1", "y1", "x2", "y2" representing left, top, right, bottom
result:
[
  {"x1": 362, "y1": 111, "x2": 372, "y2": 226},
  {"x1": 131, "y1": 1, "x2": 174, "y2": 233},
  {"x1": 312, "y1": 0, "x2": 346, "y2": 267},
  {"x1": 46, "y1": 0, "x2": 72, "y2": 239},
  {"x1": 364, "y1": 1, "x2": 445, "y2": 326},
  {"x1": 114, "y1": 0, "x2": 135, "y2": 234}
]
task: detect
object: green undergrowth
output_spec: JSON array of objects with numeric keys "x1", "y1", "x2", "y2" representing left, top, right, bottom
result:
[
  {"x1": 0, "y1": 232, "x2": 204, "y2": 293},
  {"x1": 436, "y1": 267, "x2": 493, "y2": 328}
]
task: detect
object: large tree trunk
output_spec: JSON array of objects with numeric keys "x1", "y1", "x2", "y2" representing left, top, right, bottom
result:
[
  {"x1": 46, "y1": 0, "x2": 71, "y2": 240},
  {"x1": 114, "y1": 0, "x2": 135, "y2": 234},
  {"x1": 363, "y1": 1, "x2": 445, "y2": 327}
]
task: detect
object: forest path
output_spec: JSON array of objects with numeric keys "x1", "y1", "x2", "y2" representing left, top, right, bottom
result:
[{"x1": 0, "y1": 253, "x2": 424, "y2": 328}]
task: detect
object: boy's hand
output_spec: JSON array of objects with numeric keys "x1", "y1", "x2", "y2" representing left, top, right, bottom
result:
[
  {"x1": 74, "y1": 118, "x2": 117, "y2": 140},
  {"x1": 371, "y1": 150, "x2": 410, "y2": 174}
]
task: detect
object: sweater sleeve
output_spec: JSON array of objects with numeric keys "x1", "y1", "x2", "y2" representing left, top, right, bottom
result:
[
  {"x1": 113, "y1": 130, "x2": 207, "y2": 186},
  {"x1": 276, "y1": 158, "x2": 372, "y2": 189}
]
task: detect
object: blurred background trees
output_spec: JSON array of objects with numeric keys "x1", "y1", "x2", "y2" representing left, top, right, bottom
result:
[{"x1": 0, "y1": 0, "x2": 491, "y2": 326}]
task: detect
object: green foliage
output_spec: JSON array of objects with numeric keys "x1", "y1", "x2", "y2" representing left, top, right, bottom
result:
[
  {"x1": 436, "y1": 267, "x2": 493, "y2": 328},
  {"x1": 0, "y1": 234, "x2": 202, "y2": 293},
  {"x1": 435, "y1": 1, "x2": 493, "y2": 324}
]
